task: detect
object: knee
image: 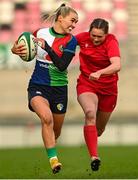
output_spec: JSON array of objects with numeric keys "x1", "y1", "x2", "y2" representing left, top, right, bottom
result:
[
  {"x1": 85, "y1": 110, "x2": 96, "y2": 124},
  {"x1": 97, "y1": 128, "x2": 105, "y2": 137},
  {"x1": 40, "y1": 114, "x2": 53, "y2": 127}
]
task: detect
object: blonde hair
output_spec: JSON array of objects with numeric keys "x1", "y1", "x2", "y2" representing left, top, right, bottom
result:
[{"x1": 41, "y1": 3, "x2": 78, "y2": 24}]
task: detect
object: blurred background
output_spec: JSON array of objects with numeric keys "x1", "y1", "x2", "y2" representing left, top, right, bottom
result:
[{"x1": 0, "y1": 0, "x2": 138, "y2": 148}]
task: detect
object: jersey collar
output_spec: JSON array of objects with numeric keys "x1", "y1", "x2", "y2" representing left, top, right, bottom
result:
[{"x1": 49, "y1": 27, "x2": 66, "y2": 38}]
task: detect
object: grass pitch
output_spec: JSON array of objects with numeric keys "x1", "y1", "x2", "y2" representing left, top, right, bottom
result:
[{"x1": 0, "y1": 145, "x2": 138, "y2": 179}]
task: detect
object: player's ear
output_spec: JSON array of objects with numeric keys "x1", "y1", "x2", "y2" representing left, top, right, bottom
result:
[{"x1": 58, "y1": 15, "x2": 63, "y2": 22}]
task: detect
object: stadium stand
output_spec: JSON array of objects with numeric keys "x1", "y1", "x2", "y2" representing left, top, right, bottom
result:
[{"x1": 0, "y1": 0, "x2": 128, "y2": 43}]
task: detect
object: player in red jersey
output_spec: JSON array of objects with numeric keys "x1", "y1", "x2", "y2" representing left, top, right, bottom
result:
[{"x1": 75, "y1": 18, "x2": 121, "y2": 171}]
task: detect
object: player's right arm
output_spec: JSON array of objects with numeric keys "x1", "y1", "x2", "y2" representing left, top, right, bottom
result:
[{"x1": 11, "y1": 40, "x2": 27, "y2": 56}]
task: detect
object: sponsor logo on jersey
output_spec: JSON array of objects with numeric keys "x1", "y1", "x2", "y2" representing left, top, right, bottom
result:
[
  {"x1": 49, "y1": 64, "x2": 58, "y2": 70},
  {"x1": 39, "y1": 63, "x2": 49, "y2": 68}
]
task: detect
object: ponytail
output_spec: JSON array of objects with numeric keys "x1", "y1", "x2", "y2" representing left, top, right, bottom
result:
[{"x1": 41, "y1": 3, "x2": 77, "y2": 24}]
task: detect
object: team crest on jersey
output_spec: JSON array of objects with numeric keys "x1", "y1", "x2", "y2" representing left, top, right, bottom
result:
[
  {"x1": 57, "y1": 103, "x2": 64, "y2": 111},
  {"x1": 59, "y1": 45, "x2": 64, "y2": 52}
]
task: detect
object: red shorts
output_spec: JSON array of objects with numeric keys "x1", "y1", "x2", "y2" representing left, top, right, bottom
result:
[{"x1": 76, "y1": 74, "x2": 118, "y2": 112}]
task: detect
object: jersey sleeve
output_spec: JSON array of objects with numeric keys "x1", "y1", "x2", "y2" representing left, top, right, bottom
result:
[
  {"x1": 63, "y1": 35, "x2": 77, "y2": 54},
  {"x1": 33, "y1": 29, "x2": 41, "y2": 37},
  {"x1": 106, "y1": 36, "x2": 121, "y2": 58}
]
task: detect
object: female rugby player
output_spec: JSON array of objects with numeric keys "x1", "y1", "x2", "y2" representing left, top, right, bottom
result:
[
  {"x1": 11, "y1": 3, "x2": 78, "y2": 174},
  {"x1": 75, "y1": 18, "x2": 121, "y2": 171}
]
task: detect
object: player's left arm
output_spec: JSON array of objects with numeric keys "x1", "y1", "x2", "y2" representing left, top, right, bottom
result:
[
  {"x1": 89, "y1": 57, "x2": 121, "y2": 80},
  {"x1": 98, "y1": 37, "x2": 121, "y2": 76}
]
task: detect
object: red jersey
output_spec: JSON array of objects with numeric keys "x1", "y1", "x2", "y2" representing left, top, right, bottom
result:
[{"x1": 75, "y1": 32, "x2": 120, "y2": 83}]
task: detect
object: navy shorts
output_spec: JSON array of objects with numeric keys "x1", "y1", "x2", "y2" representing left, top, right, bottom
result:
[{"x1": 27, "y1": 83, "x2": 68, "y2": 114}]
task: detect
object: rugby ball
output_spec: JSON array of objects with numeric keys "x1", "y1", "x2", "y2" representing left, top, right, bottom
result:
[{"x1": 18, "y1": 32, "x2": 37, "y2": 62}]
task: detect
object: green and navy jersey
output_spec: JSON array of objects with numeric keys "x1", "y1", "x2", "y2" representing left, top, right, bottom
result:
[{"x1": 29, "y1": 27, "x2": 77, "y2": 86}]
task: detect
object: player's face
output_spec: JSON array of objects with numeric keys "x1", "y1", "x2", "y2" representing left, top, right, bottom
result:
[
  {"x1": 90, "y1": 28, "x2": 106, "y2": 46},
  {"x1": 58, "y1": 12, "x2": 78, "y2": 34}
]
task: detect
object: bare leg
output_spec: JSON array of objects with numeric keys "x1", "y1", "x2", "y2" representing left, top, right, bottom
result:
[
  {"x1": 96, "y1": 111, "x2": 112, "y2": 136},
  {"x1": 77, "y1": 92, "x2": 98, "y2": 126},
  {"x1": 53, "y1": 113, "x2": 65, "y2": 140},
  {"x1": 30, "y1": 96, "x2": 55, "y2": 148},
  {"x1": 30, "y1": 96, "x2": 62, "y2": 173},
  {"x1": 78, "y1": 92, "x2": 101, "y2": 171}
]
